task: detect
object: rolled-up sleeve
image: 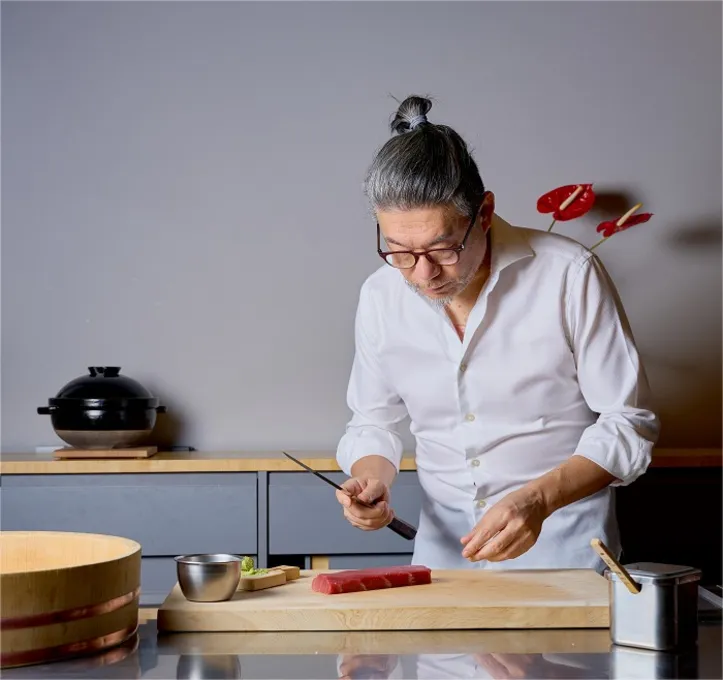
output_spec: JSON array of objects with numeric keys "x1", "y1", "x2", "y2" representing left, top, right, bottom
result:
[
  {"x1": 566, "y1": 253, "x2": 660, "y2": 486},
  {"x1": 336, "y1": 283, "x2": 408, "y2": 476}
]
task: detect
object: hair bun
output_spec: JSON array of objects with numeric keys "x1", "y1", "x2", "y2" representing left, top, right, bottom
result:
[{"x1": 390, "y1": 95, "x2": 433, "y2": 135}]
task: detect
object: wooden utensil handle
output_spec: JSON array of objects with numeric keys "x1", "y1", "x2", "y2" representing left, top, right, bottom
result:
[
  {"x1": 590, "y1": 538, "x2": 641, "y2": 594},
  {"x1": 351, "y1": 495, "x2": 417, "y2": 540}
]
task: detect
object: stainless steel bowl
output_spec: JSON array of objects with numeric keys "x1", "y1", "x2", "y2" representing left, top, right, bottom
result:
[
  {"x1": 176, "y1": 654, "x2": 242, "y2": 679},
  {"x1": 175, "y1": 554, "x2": 241, "y2": 602}
]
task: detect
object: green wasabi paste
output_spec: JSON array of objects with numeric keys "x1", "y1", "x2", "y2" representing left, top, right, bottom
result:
[{"x1": 240, "y1": 555, "x2": 267, "y2": 575}]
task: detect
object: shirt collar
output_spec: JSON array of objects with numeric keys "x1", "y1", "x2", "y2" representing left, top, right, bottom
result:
[
  {"x1": 488, "y1": 214, "x2": 535, "y2": 275},
  {"x1": 397, "y1": 214, "x2": 535, "y2": 314}
]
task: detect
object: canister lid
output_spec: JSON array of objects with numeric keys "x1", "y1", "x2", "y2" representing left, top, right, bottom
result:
[{"x1": 609, "y1": 562, "x2": 702, "y2": 585}]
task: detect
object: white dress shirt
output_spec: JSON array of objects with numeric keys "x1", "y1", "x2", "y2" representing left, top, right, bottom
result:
[
  {"x1": 336, "y1": 215, "x2": 659, "y2": 571},
  {"x1": 336, "y1": 652, "x2": 598, "y2": 679}
]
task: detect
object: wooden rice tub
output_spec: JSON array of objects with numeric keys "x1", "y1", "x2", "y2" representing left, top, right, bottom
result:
[{"x1": 0, "y1": 531, "x2": 141, "y2": 668}]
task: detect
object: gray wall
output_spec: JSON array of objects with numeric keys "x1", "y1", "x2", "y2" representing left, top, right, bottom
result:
[{"x1": 2, "y1": 1, "x2": 721, "y2": 452}]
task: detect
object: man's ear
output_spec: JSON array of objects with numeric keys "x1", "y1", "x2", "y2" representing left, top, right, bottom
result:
[{"x1": 480, "y1": 191, "x2": 495, "y2": 228}]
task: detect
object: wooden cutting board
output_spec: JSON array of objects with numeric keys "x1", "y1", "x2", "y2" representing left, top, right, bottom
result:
[
  {"x1": 157, "y1": 569, "x2": 609, "y2": 632},
  {"x1": 158, "y1": 629, "x2": 611, "y2": 655}
]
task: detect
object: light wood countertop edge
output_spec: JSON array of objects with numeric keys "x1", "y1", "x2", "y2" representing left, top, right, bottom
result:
[{"x1": 0, "y1": 448, "x2": 720, "y2": 474}]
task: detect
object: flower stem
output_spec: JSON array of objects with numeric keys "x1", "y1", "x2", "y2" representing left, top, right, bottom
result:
[
  {"x1": 589, "y1": 237, "x2": 607, "y2": 251},
  {"x1": 547, "y1": 219, "x2": 556, "y2": 232}
]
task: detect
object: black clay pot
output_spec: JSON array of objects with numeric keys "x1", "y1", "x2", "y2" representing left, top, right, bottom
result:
[{"x1": 38, "y1": 367, "x2": 166, "y2": 449}]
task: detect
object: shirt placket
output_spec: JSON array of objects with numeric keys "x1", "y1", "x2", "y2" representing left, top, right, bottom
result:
[{"x1": 455, "y1": 272, "x2": 501, "y2": 522}]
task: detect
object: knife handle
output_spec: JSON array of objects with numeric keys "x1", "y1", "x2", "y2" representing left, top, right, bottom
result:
[
  {"x1": 387, "y1": 516, "x2": 417, "y2": 541},
  {"x1": 350, "y1": 493, "x2": 417, "y2": 541}
]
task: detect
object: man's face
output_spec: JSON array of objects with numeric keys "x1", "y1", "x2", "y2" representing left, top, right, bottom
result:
[{"x1": 377, "y1": 195, "x2": 493, "y2": 305}]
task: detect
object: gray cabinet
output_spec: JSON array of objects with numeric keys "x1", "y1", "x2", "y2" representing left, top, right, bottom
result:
[
  {"x1": 139, "y1": 557, "x2": 181, "y2": 606},
  {"x1": 2, "y1": 473, "x2": 257, "y2": 554},
  {"x1": 268, "y1": 471, "x2": 422, "y2": 555},
  {"x1": 1, "y1": 468, "x2": 425, "y2": 605},
  {"x1": 2, "y1": 472, "x2": 258, "y2": 606}
]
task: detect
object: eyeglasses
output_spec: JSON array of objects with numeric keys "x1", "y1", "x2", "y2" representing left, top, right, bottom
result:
[{"x1": 377, "y1": 209, "x2": 478, "y2": 270}]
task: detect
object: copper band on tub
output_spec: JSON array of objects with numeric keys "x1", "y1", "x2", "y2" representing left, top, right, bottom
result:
[
  {"x1": 0, "y1": 623, "x2": 138, "y2": 668},
  {"x1": 0, "y1": 586, "x2": 140, "y2": 630}
]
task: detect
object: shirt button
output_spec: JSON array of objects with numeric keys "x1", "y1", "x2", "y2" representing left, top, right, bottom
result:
[
  {"x1": 477, "y1": 499, "x2": 487, "y2": 508},
  {"x1": 465, "y1": 413, "x2": 475, "y2": 422},
  {"x1": 470, "y1": 459, "x2": 480, "y2": 467},
  {"x1": 460, "y1": 363, "x2": 468, "y2": 372}
]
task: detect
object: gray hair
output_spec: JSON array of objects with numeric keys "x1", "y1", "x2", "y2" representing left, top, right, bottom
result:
[{"x1": 364, "y1": 95, "x2": 485, "y2": 220}]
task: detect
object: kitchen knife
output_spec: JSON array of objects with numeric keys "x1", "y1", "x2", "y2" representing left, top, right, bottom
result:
[{"x1": 281, "y1": 451, "x2": 417, "y2": 541}]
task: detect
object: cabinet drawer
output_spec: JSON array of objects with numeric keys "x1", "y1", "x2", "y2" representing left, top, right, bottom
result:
[
  {"x1": 2, "y1": 473, "x2": 257, "y2": 556},
  {"x1": 140, "y1": 557, "x2": 178, "y2": 607},
  {"x1": 268, "y1": 471, "x2": 421, "y2": 554}
]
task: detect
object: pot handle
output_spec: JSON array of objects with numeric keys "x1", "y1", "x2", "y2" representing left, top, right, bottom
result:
[
  {"x1": 156, "y1": 405, "x2": 167, "y2": 414},
  {"x1": 37, "y1": 406, "x2": 58, "y2": 414}
]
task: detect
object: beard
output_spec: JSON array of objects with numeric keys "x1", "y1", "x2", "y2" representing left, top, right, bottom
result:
[
  {"x1": 402, "y1": 230, "x2": 489, "y2": 309},
  {"x1": 404, "y1": 265, "x2": 477, "y2": 309},
  {"x1": 405, "y1": 283, "x2": 454, "y2": 308}
]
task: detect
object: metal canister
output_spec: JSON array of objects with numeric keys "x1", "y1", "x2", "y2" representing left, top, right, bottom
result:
[
  {"x1": 605, "y1": 562, "x2": 702, "y2": 651},
  {"x1": 609, "y1": 644, "x2": 699, "y2": 679}
]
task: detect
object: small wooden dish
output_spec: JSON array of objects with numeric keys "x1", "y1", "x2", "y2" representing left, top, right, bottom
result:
[
  {"x1": 237, "y1": 565, "x2": 301, "y2": 591},
  {"x1": 275, "y1": 565, "x2": 301, "y2": 580},
  {"x1": 238, "y1": 569, "x2": 286, "y2": 591}
]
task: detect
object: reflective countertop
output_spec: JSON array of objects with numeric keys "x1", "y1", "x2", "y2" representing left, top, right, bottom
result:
[{"x1": 3, "y1": 620, "x2": 721, "y2": 679}]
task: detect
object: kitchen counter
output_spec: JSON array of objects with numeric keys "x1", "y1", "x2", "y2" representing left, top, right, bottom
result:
[
  {"x1": 2, "y1": 617, "x2": 721, "y2": 679},
  {"x1": 1, "y1": 448, "x2": 720, "y2": 474},
  {"x1": 2, "y1": 448, "x2": 721, "y2": 604}
]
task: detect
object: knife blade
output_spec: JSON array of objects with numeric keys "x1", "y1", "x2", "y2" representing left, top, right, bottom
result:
[{"x1": 281, "y1": 451, "x2": 417, "y2": 541}]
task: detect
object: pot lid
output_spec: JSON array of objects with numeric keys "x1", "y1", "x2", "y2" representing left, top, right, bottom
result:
[
  {"x1": 609, "y1": 562, "x2": 701, "y2": 584},
  {"x1": 53, "y1": 367, "x2": 154, "y2": 401}
]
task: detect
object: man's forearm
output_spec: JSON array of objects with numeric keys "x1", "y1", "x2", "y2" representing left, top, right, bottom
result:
[
  {"x1": 527, "y1": 454, "x2": 618, "y2": 517},
  {"x1": 350, "y1": 455, "x2": 398, "y2": 488}
]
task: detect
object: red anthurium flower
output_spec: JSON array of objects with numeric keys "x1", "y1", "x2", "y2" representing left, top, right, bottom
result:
[
  {"x1": 595, "y1": 212, "x2": 653, "y2": 238},
  {"x1": 590, "y1": 203, "x2": 653, "y2": 250},
  {"x1": 537, "y1": 183, "x2": 595, "y2": 221}
]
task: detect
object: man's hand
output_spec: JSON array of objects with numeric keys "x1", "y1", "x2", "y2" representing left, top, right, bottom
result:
[
  {"x1": 474, "y1": 653, "x2": 599, "y2": 679},
  {"x1": 338, "y1": 653, "x2": 399, "y2": 679},
  {"x1": 460, "y1": 487, "x2": 548, "y2": 562},
  {"x1": 335, "y1": 478, "x2": 394, "y2": 531},
  {"x1": 460, "y1": 455, "x2": 618, "y2": 562}
]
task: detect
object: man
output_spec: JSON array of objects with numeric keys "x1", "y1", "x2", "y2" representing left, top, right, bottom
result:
[{"x1": 334, "y1": 95, "x2": 659, "y2": 571}]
